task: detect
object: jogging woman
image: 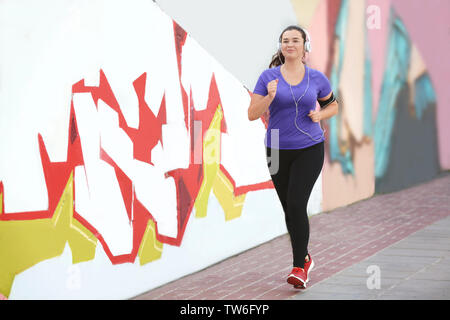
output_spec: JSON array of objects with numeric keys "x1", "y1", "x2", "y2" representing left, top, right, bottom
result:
[{"x1": 248, "y1": 25, "x2": 338, "y2": 289}]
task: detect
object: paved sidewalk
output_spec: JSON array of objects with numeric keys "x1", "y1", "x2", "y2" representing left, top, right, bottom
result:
[
  {"x1": 291, "y1": 215, "x2": 450, "y2": 300},
  {"x1": 133, "y1": 173, "x2": 450, "y2": 300}
]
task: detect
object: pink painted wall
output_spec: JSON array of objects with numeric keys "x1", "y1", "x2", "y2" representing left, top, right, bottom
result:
[{"x1": 391, "y1": 0, "x2": 450, "y2": 169}]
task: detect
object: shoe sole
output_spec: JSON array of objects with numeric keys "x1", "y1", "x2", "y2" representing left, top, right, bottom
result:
[
  {"x1": 290, "y1": 259, "x2": 315, "y2": 289},
  {"x1": 287, "y1": 275, "x2": 306, "y2": 288}
]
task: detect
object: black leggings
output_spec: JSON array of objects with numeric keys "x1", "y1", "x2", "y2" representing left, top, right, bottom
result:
[{"x1": 266, "y1": 141, "x2": 324, "y2": 268}]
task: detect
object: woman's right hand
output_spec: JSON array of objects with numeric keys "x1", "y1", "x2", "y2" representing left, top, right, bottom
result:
[
  {"x1": 248, "y1": 79, "x2": 278, "y2": 121},
  {"x1": 267, "y1": 79, "x2": 279, "y2": 99}
]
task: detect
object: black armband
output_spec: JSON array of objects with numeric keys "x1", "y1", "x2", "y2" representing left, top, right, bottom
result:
[{"x1": 318, "y1": 92, "x2": 337, "y2": 108}]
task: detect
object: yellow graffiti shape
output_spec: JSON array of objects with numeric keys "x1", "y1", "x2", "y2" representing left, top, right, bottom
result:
[
  {"x1": 194, "y1": 104, "x2": 246, "y2": 221},
  {"x1": 213, "y1": 169, "x2": 246, "y2": 221},
  {"x1": 290, "y1": 0, "x2": 322, "y2": 28},
  {"x1": 0, "y1": 172, "x2": 97, "y2": 298},
  {"x1": 138, "y1": 219, "x2": 163, "y2": 265}
]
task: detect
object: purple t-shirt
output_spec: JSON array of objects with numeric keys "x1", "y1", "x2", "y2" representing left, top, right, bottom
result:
[{"x1": 253, "y1": 65, "x2": 332, "y2": 149}]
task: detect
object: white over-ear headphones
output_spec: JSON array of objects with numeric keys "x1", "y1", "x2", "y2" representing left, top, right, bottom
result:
[
  {"x1": 303, "y1": 28, "x2": 312, "y2": 52},
  {"x1": 278, "y1": 26, "x2": 312, "y2": 52}
]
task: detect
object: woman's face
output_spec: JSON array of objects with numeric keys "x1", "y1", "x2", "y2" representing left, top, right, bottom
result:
[{"x1": 280, "y1": 29, "x2": 305, "y2": 60}]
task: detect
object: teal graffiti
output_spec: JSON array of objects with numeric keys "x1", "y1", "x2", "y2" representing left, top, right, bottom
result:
[{"x1": 374, "y1": 11, "x2": 411, "y2": 179}]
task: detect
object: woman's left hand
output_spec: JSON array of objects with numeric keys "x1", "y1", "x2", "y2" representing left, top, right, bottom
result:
[{"x1": 308, "y1": 110, "x2": 322, "y2": 122}]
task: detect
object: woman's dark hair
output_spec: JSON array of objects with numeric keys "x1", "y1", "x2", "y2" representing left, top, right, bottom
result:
[{"x1": 269, "y1": 25, "x2": 307, "y2": 68}]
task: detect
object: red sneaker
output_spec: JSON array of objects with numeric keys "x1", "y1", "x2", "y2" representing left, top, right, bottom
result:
[
  {"x1": 291, "y1": 255, "x2": 315, "y2": 289},
  {"x1": 304, "y1": 254, "x2": 315, "y2": 278},
  {"x1": 287, "y1": 267, "x2": 307, "y2": 288}
]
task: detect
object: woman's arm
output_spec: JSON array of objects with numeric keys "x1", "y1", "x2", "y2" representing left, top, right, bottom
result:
[
  {"x1": 308, "y1": 92, "x2": 339, "y2": 122},
  {"x1": 248, "y1": 79, "x2": 278, "y2": 121},
  {"x1": 248, "y1": 94, "x2": 274, "y2": 121}
]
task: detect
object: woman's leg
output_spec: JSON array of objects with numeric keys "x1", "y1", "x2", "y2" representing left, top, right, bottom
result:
[
  {"x1": 286, "y1": 142, "x2": 324, "y2": 268},
  {"x1": 266, "y1": 147, "x2": 297, "y2": 242}
]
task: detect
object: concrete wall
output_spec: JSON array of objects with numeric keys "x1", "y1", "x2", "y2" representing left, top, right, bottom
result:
[{"x1": 1, "y1": 0, "x2": 448, "y2": 299}]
